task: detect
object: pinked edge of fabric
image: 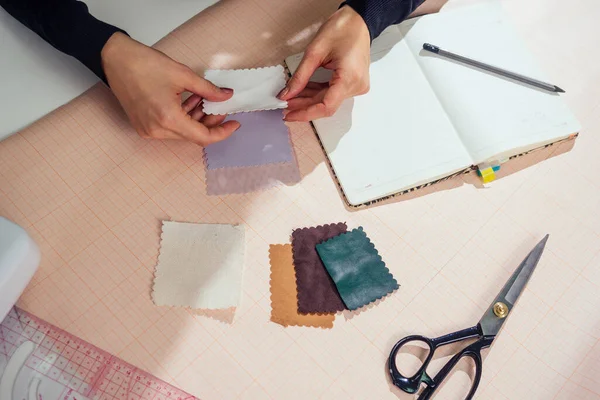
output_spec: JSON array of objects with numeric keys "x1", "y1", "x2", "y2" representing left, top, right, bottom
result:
[
  {"x1": 291, "y1": 222, "x2": 348, "y2": 315},
  {"x1": 205, "y1": 160, "x2": 300, "y2": 195},
  {"x1": 151, "y1": 220, "x2": 171, "y2": 307},
  {"x1": 316, "y1": 226, "x2": 400, "y2": 311},
  {"x1": 268, "y1": 244, "x2": 335, "y2": 329},
  {"x1": 204, "y1": 65, "x2": 287, "y2": 79},
  {"x1": 204, "y1": 104, "x2": 288, "y2": 115}
]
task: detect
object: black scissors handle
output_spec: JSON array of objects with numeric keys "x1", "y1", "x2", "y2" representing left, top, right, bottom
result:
[{"x1": 388, "y1": 325, "x2": 494, "y2": 400}]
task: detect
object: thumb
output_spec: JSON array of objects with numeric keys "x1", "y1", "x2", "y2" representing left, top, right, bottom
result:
[
  {"x1": 173, "y1": 111, "x2": 239, "y2": 146},
  {"x1": 279, "y1": 50, "x2": 323, "y2": 100},
  {"x1": 184, "y1": 71, "x2": 234, "y2": 102}
]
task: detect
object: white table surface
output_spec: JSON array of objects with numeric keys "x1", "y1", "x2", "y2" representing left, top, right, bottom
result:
[{"x1": 0, "y1": 0, "x2": 218, "y2": 140}]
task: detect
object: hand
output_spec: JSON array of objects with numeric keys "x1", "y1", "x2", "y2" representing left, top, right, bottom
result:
[
  {"x1": 278, "y1": 5, "x2": 371, "y2": 122},
  {"x1": 101, "y1": 32, "x2": 240, "y2": 145}
]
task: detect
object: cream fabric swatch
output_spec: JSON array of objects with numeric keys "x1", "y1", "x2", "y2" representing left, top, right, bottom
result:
[
  {"x1": 152, "y1": 221, "x2": 245, "y2": 310},
  {"x1": 202, "y1": 66, "x2": 288, "y2": 114}
]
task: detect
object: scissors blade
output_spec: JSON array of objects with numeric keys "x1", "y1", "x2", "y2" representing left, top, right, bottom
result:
[{"x1": 479, "y1": 235, "x2": 549, "y2": 337}]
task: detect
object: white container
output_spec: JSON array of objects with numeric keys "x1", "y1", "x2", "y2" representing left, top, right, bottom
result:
[{"x1": 0, "y1": 217, "x2": 40, "y2": 323}]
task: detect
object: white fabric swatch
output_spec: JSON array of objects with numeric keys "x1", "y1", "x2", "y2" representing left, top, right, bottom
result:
[
  {"x1": 203, "y1": 66, "x2": 288, "y2": 114},
  {"x1": 152, "y1": 221, "x2": 245, "y2": 310}
]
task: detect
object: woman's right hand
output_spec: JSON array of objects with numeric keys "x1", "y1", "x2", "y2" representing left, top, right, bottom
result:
[{"x1": 101, "y1": 32, "x2": 240, "y2": 145}]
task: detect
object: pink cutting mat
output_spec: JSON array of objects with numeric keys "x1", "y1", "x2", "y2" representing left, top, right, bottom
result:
[
  {"x1": 0, "y1": 0, "x2": 599, "y2": 398},
  {"x1": 0, "y1": 307, "x2": 198, "y2": 400}
]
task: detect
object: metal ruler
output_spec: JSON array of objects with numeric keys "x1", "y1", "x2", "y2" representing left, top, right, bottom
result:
[{"x1": 0, "y1": 307, "x2": 199, "y2": 400}]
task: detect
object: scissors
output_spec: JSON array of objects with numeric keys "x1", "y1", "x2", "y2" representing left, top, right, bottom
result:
[{"x1": 388, "y1": 235, "x2": 549, "y2": 400}]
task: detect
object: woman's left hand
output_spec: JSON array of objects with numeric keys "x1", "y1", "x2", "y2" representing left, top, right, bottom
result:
[{"x1": 278, "y1": 5, "x2": 371, "y2": 122}]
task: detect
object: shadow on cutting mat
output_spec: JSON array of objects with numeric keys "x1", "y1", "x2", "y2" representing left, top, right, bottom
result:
[{"x1": 191, "y1": 308, "x2": 236, "y2": 324}]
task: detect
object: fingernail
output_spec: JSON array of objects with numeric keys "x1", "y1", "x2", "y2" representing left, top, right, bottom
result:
[
  {"x1": 221, "y1": 87, "x2": 234, "y2": 94},
  {"x1": 277, "y1": 87, "x2": 289, "y2": 99}
]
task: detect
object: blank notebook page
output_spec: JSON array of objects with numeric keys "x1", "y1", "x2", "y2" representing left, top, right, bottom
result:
[
  {"x1": 400, "y1": 2, "x2": 581, "y2": 164},
  {"x1": 290, "y1": 28, "x2": 472, "y2": 206}
]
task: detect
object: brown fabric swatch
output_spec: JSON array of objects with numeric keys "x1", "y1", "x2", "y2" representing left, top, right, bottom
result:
[
  {"x1": 269, "y1": 244, "x2": 335, "y2": 328},
  {"x1": 291, "y1": 223, "x2": 347, "y2": 314}
]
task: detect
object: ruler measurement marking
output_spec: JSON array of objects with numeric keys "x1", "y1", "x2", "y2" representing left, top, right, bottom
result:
[{"x1": 2, "y1": 308, "x2": 198, "y2": 400}]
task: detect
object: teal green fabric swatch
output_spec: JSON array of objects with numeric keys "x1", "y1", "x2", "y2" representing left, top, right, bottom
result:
[{"x1": 316, "y1": 227, "x2": 399, "y2": 310}]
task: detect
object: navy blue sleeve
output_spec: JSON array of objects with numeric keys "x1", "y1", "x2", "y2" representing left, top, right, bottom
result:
[
  {"x1": 0, "y1": 0, "x2": 127, "y2": 83},
  {"x1": 341, "y1": 0, "x2": 425, "y2": 41}
]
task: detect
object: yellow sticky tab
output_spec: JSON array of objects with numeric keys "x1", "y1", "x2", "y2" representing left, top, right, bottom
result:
[{"x1": 480, "y1": 167, "x2": 496, "y2": 183}]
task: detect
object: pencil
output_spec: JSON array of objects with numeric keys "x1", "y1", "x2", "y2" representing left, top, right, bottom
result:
[{"x1": 422, "y1": 43, "x2": 565, "y2": 93}]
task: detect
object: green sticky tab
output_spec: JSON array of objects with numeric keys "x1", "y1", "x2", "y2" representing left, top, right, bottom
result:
[{"x1": 316, "y1": 227, "x2": 399, "y2": 310}]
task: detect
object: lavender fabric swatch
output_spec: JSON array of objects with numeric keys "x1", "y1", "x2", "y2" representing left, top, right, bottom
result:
[
  {"x1": 206, "y1": 161, "x2": 301, "y2": 195},
  {"x1": 204, "y1": 110, "x2": 292, "y2": 169}
]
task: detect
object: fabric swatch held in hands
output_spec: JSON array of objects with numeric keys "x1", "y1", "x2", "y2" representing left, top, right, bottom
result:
[
  {"x1": 152, "y1": 221, "x2": 245, "y2": 310},
  {"x1": 291, "y1": 223, "x2": 348, "y2": 314},
  {"x1": 204, "y1": 110, "x2": 293, "y2": 169},
  {"x1": 203, "y1": 109, "x2": 300, "y2": 195},
  {"x1": 203, "y1": 65, "x2": 287, "y2": 114},
  {"x1": 269, "y1": 244, "x2": 335, "y2": 328},
  {"x1": 316, "y1": 227, "x2": 399, "y2": 310}
]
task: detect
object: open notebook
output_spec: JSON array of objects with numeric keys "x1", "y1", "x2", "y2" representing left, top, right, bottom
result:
[{"x1": 285, "y1": 1, "x2": 581, "y2": 207}]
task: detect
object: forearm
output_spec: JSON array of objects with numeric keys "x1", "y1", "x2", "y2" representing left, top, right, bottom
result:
[
  {"x1": 0, "y1": 0, "x2": 126, "y2": 82},
  {"x1": 341, "y1": 0, "x2": 425, "y2": 41}
]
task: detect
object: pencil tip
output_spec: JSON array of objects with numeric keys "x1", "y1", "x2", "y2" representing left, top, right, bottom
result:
[{"x1": 554, "y1": 86, "x2": 565, "y2": 93}]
